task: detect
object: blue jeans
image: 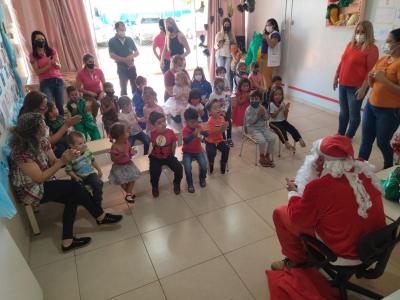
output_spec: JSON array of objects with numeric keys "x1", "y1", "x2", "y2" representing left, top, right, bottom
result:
[
  {"x1": 40, "y1": 78, "x2": 65, "y2": 115},
  {"x1": 359, "y1": 101, "x2": 400, "y2": 169},
  {"x1": 216, "y1": 55, "x2": 232, "y2": 89},
  {"x1": 338, "y1": 85, "x2": 363, "y2": 138},
  {"x1": 128, "y1": 131, "x2": 150, "y2": 155},
  {"x1": 182, "y1": 152, "x2": 207, "y2": 186}
]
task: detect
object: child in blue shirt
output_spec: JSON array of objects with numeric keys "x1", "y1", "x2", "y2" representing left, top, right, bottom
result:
[
  {"x1": 132, "y1": 76, "x2": 147, "y2": 129},
  {"x1": 191, "y1": 67, "x2": 212, "y2": 122}
]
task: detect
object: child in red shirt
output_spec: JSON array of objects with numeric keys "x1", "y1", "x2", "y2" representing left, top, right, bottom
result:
[
  {"x1": 182, "y1": 108, "x2": 208, "y2": 193},
  {"x1": 205, "y1": 99, "x2": 230, "y2": 174},
  {"x1": 149, "y1": 111, "x2": 183, "y2": 197}
]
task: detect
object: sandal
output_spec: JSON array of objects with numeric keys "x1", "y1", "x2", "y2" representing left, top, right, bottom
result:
[{"x1": 125, "y1": 194, "x2": 136, "y2": 203}]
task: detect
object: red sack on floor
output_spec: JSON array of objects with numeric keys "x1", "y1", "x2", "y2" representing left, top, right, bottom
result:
[{"x1": 266, "y1": 267, "x2": 339, "y2": 300}]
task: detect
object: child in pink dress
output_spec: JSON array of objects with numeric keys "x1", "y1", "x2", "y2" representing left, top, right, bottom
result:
[{"x1": 108, "y1": 122, "x2": 141, "y2": 203}]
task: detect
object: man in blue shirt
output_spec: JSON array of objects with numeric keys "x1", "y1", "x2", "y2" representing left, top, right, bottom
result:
[{"x1": 108, "y1": 21, "x2": 140, "y2": 95}]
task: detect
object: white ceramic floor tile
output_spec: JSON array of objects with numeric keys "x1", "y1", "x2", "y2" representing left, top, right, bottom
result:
[
  {"x1": 220, "y1": 168, "x2": 284, "y2": 200},
  {"x1": 110, "y1": 281, "x2": 166, "y2": 300},
  {"x1": 226, "y1": 236, "x2": 283, "y2": 300},
  {"x1": 131, "y1": 191, "x2": 194, "y2": 233},
  {"x1": 181, "y1": 176, "x2": 242, "y2": 215},
  {"x1": 73, "y1": 204, "x2": 139, "y2": 255},
  {"x1": 142, "y1": 218, "x2": 221, "y2": 278},
  {"x1": 76, "y1": 237, "x2": 157, "y2": 300},
  {"x1": 29, "y1": 223, "x2": 74, "y2": 269},
  {"x1": 33, "y1": 257, "x2": 80, "y2": 300},
  {"x1": 199, "y1": 202, "x2": 275, "y2": 253},
  {"x1": 101, "y1": 183, "x2": 126, "y2": 209},
  {"x1": 161, "y1": 256, "x2": 253, "y2": 300},
  {"x1": 247, "y1": 189, "x2": 288, "y2": 228}
]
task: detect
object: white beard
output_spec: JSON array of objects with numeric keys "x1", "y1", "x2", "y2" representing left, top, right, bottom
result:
[{"x1": 295, "y1": 143, "x2": 320, "y2": 195}]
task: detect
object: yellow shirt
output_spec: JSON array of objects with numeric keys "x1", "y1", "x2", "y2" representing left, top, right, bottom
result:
[{"x1": 370, "y1": 56, "x2": 400, "y2": 108}]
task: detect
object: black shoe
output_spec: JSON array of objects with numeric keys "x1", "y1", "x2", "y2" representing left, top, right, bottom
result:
[
  {"x1": 62, "y1": 236, "x2": 91, "y2": 252},
  {"x1": 96, "y1": 213, "x2": 123, "y2": 225},
  {"x1": 220, "y1": 163, "x2": 226, "y2": 174},
  {"x1": 188, "y1": 185, "x2": 195, "y2": 193},
  {"x1": 209, "y1": 163, "x2": 214, "y2": 174},
  {"x1": 174, "y1": 183, "x2": 181, "y2": 195},
  {"x1": 152, "y1": 187, "x2": 159, "y2": 198},
  {"x1": 227, "y1": 139, "x2": 234, "y2": 147},
  {"x1": 200, "y1": 178, "x2": 206, "y2": 187}
]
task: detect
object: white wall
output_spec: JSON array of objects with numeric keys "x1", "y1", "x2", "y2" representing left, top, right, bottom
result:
[{"x1": 247, "y1": 0, "x2": 399, "y2": 112}]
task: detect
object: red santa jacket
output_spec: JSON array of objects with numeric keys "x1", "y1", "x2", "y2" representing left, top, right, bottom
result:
[{"x1": 288, "y1": 174, "x2": 386, "y2": 259}]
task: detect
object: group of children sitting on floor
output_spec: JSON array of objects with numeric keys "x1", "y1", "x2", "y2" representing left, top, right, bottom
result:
[{"x1": 46, "y1": 64, "x2": 306, "y2": 203}]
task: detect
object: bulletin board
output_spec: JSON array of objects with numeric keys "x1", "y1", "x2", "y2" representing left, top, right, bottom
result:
[
  {"x1": 0, "y1": 5, "x2": 25, "y2": 219},
  {"x1": 326, "y1": 0, "x2": 367, "y2": 27},
  {"x1": 372, "y1": 0, "x2": 400, "y2": 41}
]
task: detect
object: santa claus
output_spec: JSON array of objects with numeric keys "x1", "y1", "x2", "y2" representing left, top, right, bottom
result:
[{"x1": 271, "y1": 134, "x2": 386, "y2": 270}]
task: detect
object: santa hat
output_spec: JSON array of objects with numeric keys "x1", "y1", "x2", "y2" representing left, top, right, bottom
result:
[
  {"x1": 317, "y1": 135, "x2": 354, "y2": 160},
  {"x1": 314, "y1": 135, "x2": 375, "y2": 219}
]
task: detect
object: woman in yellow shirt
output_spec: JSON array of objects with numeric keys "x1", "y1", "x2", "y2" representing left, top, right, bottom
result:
[{"x1": 359, "y1": 28, "x2": 400, "y2": 169}]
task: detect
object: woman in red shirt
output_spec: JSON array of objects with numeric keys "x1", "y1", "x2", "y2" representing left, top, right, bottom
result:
[
  {"x1": 29, "y1": 31, "x2": 64, "y2": 115},
  {"x1": 333, "y1": 21, "x2": 379, "y2": 138},
  {"x1": 76, "y1": 53, "x2": 106, "y2": 118}
]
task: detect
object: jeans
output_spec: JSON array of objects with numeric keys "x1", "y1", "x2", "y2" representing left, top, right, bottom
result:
[
  {"x1": 216, "y1": 56, "x2": 232, "y2": 89},
  {"x1": 149, "y1": 155, "x2": 183, "y2": 188},
  {"x1": 82, "y1": 173, "x2": 103, "y2": 206},
  {"x1": 41, "y1": 180, "x2": 103, "y2": 239},
  {"x1": 128, "y1": 131, "x2": 150, "y2": 154},
  {"x1": 40, "y1": 78, "x2": 65, "y2": 115},
  {"x1": 338, "y1": 85, "x2": 364, "y2": 138},
  {"x1": 359, "y1": 101, "x2": 400, "y2": 169},
  {"x1": 182, "y1": 152, "x2": 207, "y2": 186},
  {"x1": 205, "y1": 141, "x2": 229, "y2": 167},
  {"x1": 118, "y1": 65, "x2": 137, "y2": 95}
]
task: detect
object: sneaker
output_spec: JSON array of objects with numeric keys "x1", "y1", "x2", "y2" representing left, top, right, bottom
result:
[
  {"x1": 62, "y1": 237, "x2": 91, "y2": 252},
  {"x1": 174, "y1": 183, "x2": 181, "y2": 195},
  {"x1": 96, "y1": 213, "x2": 123, "y2": 225},
  {"x1": 152, "y1": 187, "x2": 159, "y2": 198},
  {"x1": 200, "y1": 178, "x2": 206, "y2": 187},
  {"x1": 270, "y1": 258, "x2": 299, "y2": 271},
  {"x1": 227, "y1": 139, "x2": 234, "y2": 147},
  {"x1": 188, "y1": 185, "x2": 195, "y2": 193},
  {"x1": 125, "y1": 194, "x2": 136, "y2": 203}
]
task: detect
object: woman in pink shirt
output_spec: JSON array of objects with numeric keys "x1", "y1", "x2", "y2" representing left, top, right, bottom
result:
[
  {"x1": 152, "y1": 19, "x2": 171, "y2": 74},
  {"x1": 76, "y1": 53, "x2": 106, "y2": 118},
  {"x1": 29, "y1": 31, "x2": 64, "y2": 115}
]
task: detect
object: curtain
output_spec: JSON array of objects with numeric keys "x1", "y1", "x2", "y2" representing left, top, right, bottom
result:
[
  {"x1": 10, "y1": 0, "x2": 98, "y2": 74},
  {"x1": 207, "y1": 0, "x2": 245, "y2": 81}
]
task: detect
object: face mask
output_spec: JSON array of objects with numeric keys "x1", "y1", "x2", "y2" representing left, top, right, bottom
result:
[
  {"x1": 194, "y1": 75, "x2": 202, "y2": 81},
  {"x1": 223, "y1": 25, "x2": 231, "y2": 32},
  {"x1": 382, "y1": 43, "x2": 391, "y2": 54},
  {"x1": 216, "y1": 84, "x2": 225, "y2": 91},
  {"x1": 239, "y1": 71, "x2": 248, "y2": 78},
  {"x1": 250, "y1": 102, "x2": 259, "y2": 109},
  {"x1": 167, "y1": 26, "x2": 175, "y2": 33},
  {"x1": 355, "y1": 34, "x2": 365, "y2": 44},
  {"x1": 35, "y1": 40, "x2": 45, "y2": 48},
  {"x1": 86, "y1": 63, "x2": 95, "y2": 69},
  {"x1": 176, "y1": 66, "x2": 183, "y2": 72},
  {"x1": 106, "y1": 91, "x2": 115, "y2": 97},
  {"x1": 266, "y1": 26, "x2": 273, "y2": 33}
]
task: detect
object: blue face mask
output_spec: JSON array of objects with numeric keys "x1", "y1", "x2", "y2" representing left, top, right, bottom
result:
[{"x1": 250, "y1": 102, "x2": 259, "y2": 109}]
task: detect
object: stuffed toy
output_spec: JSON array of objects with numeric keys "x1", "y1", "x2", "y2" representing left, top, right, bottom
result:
[
  {"x1": 245, "y1": 32, "x2": 263, "y2": 66},
  {"x1": 326, "y1": 4, "x2": 340, "y2": 25},
  {"x1": 381, "y1": 167, "x2": 400, "y2": 203}
]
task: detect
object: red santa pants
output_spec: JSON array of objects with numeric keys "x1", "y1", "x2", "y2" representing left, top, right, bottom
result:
[{"x1": 273, "y1": 205, "x2": 315, "y2": 263}]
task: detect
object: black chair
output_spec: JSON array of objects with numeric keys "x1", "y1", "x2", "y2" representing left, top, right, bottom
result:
[{"x1": 300, "y1": 218, "x2": 400, "y2": 300}]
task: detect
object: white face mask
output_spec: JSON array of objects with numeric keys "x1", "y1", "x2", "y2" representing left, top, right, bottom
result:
[
  {"x1": 382, "y1": 43, "x2": 391, "y2": 54},
  {"x1": 355, "y1": 34, "x2": 365, "y2": 44},
  {"x1": 194, "y1": 75, "x2": 202, "y2": 81},
  {"x1": 176, "y1": 66, "x2": 183, "y2": 72},
  {"x1": 266, "y1": 26, "x2": 273, "y2": 33}
]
